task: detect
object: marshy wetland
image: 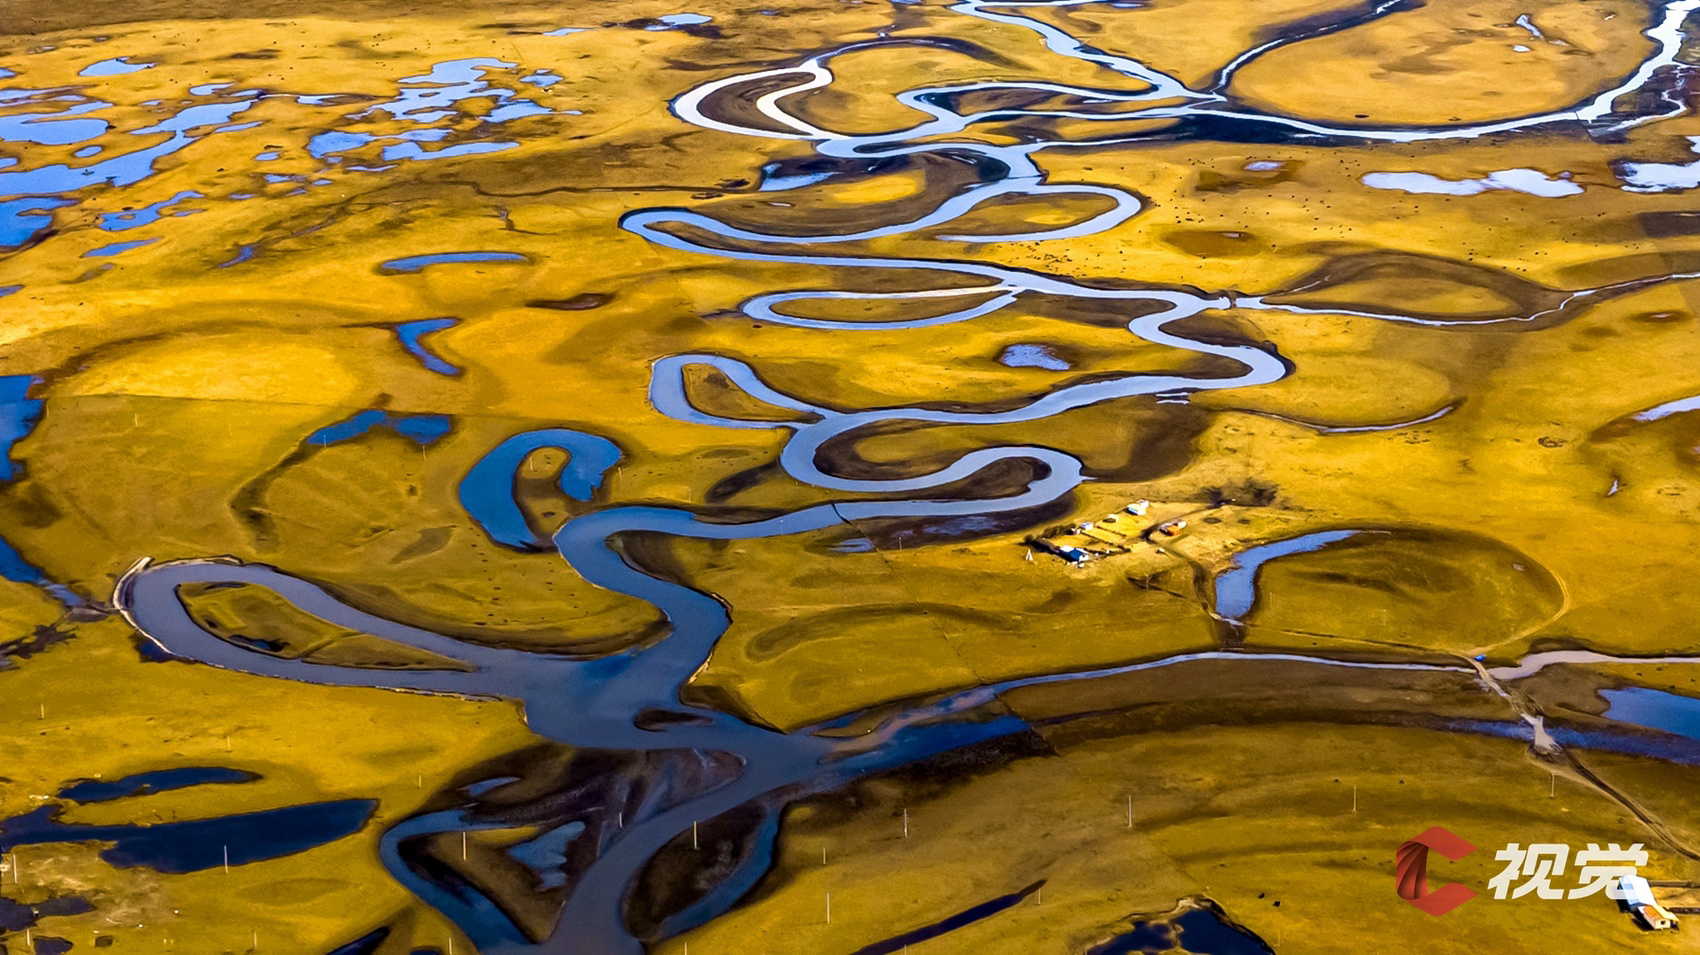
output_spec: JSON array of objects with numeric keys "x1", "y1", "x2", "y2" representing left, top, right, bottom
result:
[{"x1": 9, "y1": 0, "x2": 1700, "y2": 952}]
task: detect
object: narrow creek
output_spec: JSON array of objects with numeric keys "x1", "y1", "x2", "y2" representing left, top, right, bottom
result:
[{"x1": 17, "y1": 0, "x2": 1700, "y2": 951}]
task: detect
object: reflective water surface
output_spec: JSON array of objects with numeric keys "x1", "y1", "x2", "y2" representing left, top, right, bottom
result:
[{"x1": 9, "y1": 0, "x2": 1700, "y2": 952}]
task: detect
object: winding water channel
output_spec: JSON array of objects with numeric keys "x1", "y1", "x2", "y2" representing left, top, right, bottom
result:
[{"x1": 13, "y1": 0, "x2": 1700, "y2": 951}]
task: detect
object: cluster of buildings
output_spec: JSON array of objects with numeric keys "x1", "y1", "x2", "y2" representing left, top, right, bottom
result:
[
  {"x1": 1619, "y1": 875, "x2": 1681, "y2": 931},
  {"x1": 1027, "y1": 499, "x2": 1189, "y2": 565}
]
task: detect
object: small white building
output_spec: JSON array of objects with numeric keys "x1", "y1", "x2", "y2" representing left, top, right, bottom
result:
[{"x1": 1618, "y1": 875, "x2": 1680, "y2": 931}]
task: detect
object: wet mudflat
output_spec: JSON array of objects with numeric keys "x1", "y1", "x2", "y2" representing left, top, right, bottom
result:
[{"x1": 8, "y1": 0, "x2": 1700, "y2": 952}]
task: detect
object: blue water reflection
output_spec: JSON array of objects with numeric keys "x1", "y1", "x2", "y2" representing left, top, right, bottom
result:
[
  {"x1": 97, "y1": 190, "x2": 202, "y2": 230},
  {"x1": 999, "y1": 343, "x2": 1070, "y2": 370},
  {"x1": 378, "y1": 251, "x2": 529, "y2": 273},
  {"x1": 82, "y1": 236, "x2": 157, "y2": 257},
  {"x1": 59, "y1": 767, "x2": 259, "y2": 803},
  {"x1": 1214, "y1": 530, "x2": 1366, "y2": 621},
  {"x1": 78, "y1": 57, "x2": 152, "y2": 77},
  {"x1": 1603, "y1": 686, "x2": 1700, "y2": 741},
  {"x1": 308, "y1": 410, "x2": 453, "y2": 447},
  {"x1": 0, "y1": 53, "x2": 568, "y2": 261},
  {"x1": 0, "y1": 96, "x2": 111, "y2": 145},
  {"x1": 393, "y1": 317, "x2": 461, "y2": 375}
]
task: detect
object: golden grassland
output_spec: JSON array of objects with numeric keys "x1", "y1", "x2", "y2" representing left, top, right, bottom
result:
[
  {"x1": 675, "y1": 718, "x2": 1700, "y2": 955},
  {"x1": 0, "y1": 619, "x2": 534, "y2": 953},
  {"x1": 6, "y1": 0, "x2": 1700, "y2": 950}
]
